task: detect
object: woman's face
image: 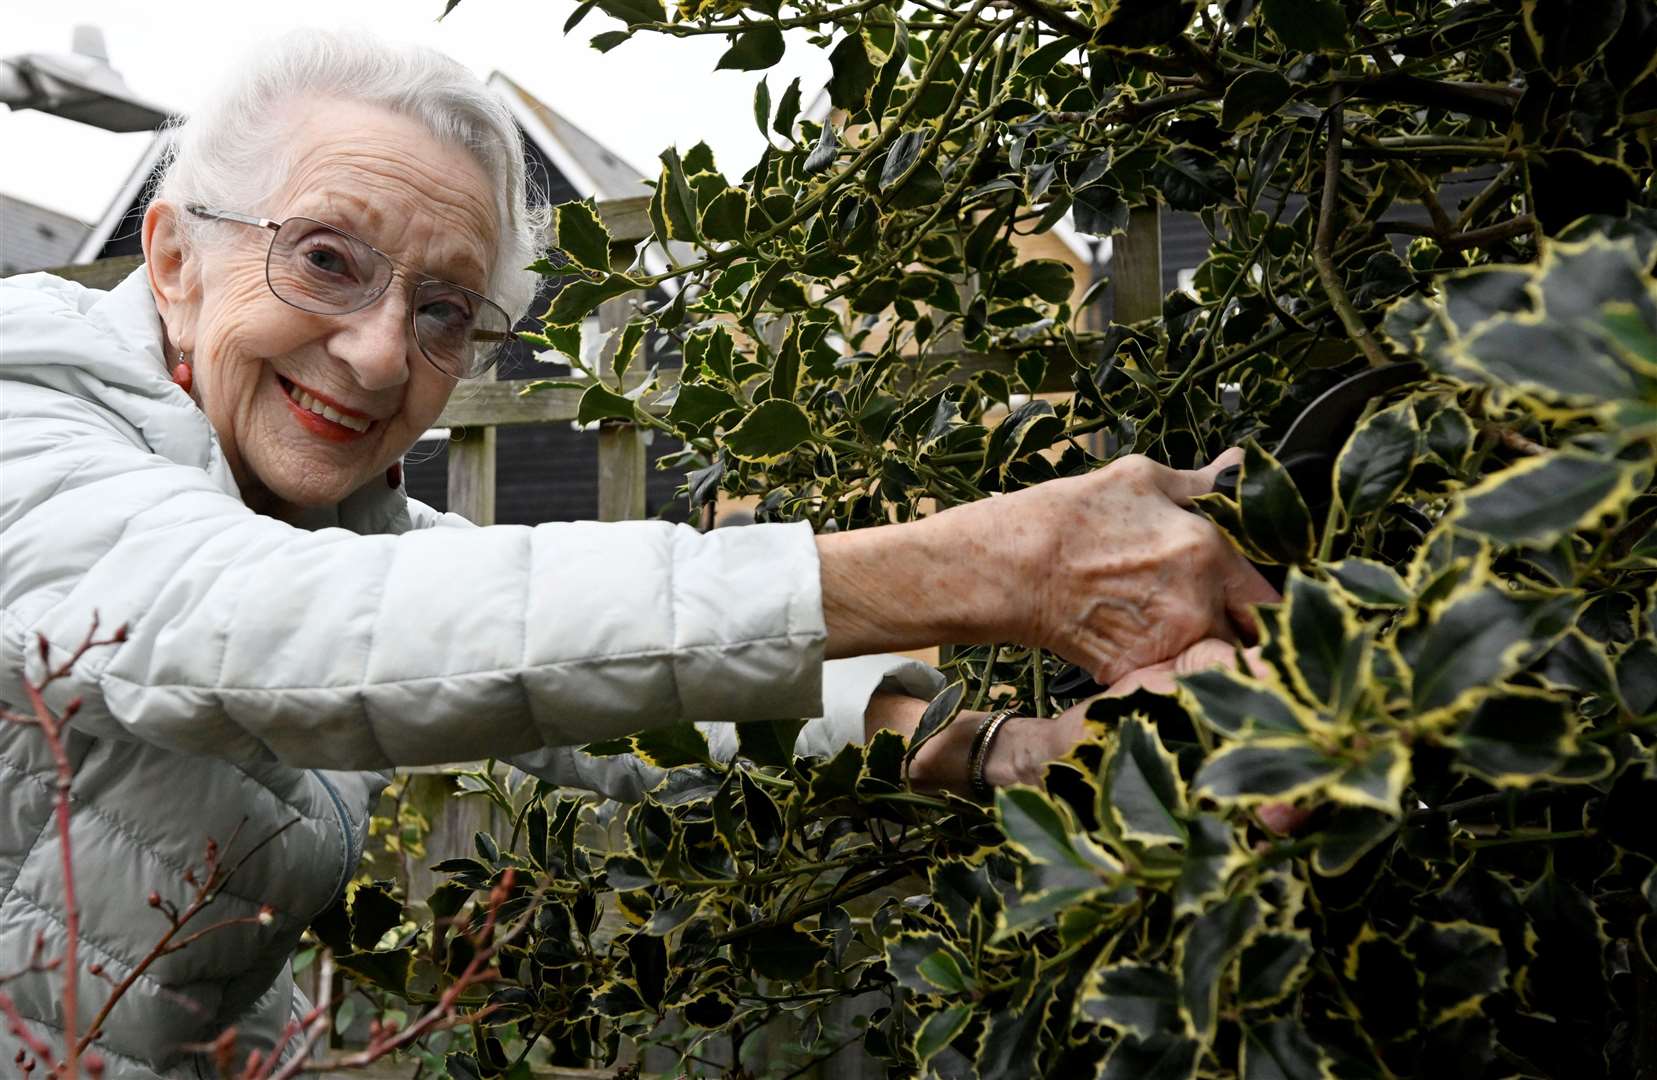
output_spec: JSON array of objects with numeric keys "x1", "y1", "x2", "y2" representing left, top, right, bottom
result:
[{"x1": 165, "y1": 100, "x2": 501, "y2": 515}]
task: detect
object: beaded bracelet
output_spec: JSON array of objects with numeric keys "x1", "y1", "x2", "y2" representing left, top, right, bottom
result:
[{"x1": 967, "y1": 707, "x2": 1017, "y2": 802}]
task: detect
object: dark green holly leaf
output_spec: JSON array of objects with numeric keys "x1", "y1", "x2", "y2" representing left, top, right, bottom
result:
[
  {"x1": 976, "y1": 985, "x2": 1055, "y2": 1078},
  {"x1": 1151, "y1": 146, "x2": 1236, "y2": 212},
  {"x1": 804, "y1": 743, "x2": 864, "y2": 809},
  {"x1": 1312, "y1": 807, "x2": 1399, "y2": 876},
  {"x1": 1179, "y1": 668, "x2": 1316, "y2": 736},
  {"x1": 1093, "y1": 0, "x2": 1198, "y2": 47},
  {"x1": 651, "y1": 765, "x2": 723, "y2": 806},
  {"x1": 1221, "y1": 70, "x2": 1294, "y2": 131},
  {"x1": 604, "y1": 855, "x2": 655, "y2": 891},
  {"x1": 1535, "y1": 629, "x2": 1618, "y2": 698},
  {"x1": 1408, "y1": 921, "x2": 1508, "y2": 1028},
  {"x1": 826, "y1": 32, "x2": 876, "y2": 111},
  {"x1": 880, "y1": 129, "x2": 927, "y2": 190},
  {"x1": 1237, "y1": 931, "x2": 1314, "y2": 1007},
  {"x1": 904, "y1": 679, "x2": 966, "y2": 766},
  {"x1": 804, "y1": 120, "x2": 839, "y2": 175},
  {"x1": 1097, "y1": 1034, "x2": 1201, "y2": 1080},
  {"x1": 1523, "y1": 0, "x2": 1627, "y2": 72},
  {"x1": 1280, "y1": 572, "x2": 1365, "y2": 712},
  {"x1": 1261, "y1": 0, "x2": 1349, "y2": 51},
  {"x1": 724, "y1": 399, "x2": 813, "y2": 461},
  {"x1": 1180, "y1": 894, "x2": 1262, "y2": 1038},
  {"x1": 1105, "y1": 715, "x2": 1188, "y2": 845},
  {"x1": 735, "y1": 717, "x2": 804, "y2": 768},
  {"x1": 1328, "y1": 742, "x2": 1408, "y2": 814},
  {"x1": 576, "y1": 382, "x2": 637, "y2": 426},
  {"x1": 1195, "y1": 741, "x2": 1342, "y2": 804},
  {"x1": 886, "y1": 932, "x2": 976, "y2": 993},
  {"x1": 1242, "y1": 1020, "x2": 1330, "y2": 1080},
  {"x1": 1010, "y1": 259, "x2": 1075, "y2": 304},
  {"x1": 1074, "y1": 184, "x2": 1131, "y2": 236},
  {"x1": 747, "y1": 924, "x2": 826, "y2": 980},
  {"x1": 997, "y1": 786, "x2": 1123, "y2": 874},
  {"x1": 914, "y1": 1005, "x2": 972, "y2": 1067},
  {"x1": 1326, "y1": 558, "x2": 1411, "y2": 608},
  {"x1": 1174, "y1": 815, "x2": 1246, "y2": 916},
  {"x1": 554, "y1": 199, "x2": 613, "y2": 272},
  {"x1": 548, "y1": 274, "x2": 639, "y2": 325},
  {"x1": 1082, "y1": 963, "x2": 1181, "y2": 1039},
  {"x1": 593, "y1": 0, "x2": 664, "y2": 26},
  {"x1": 1335, "y1": 401, "x2": 1419, "y2": 521},
  {"x1": 700, "y1": 187, "x2": 750, "y2": 243},
  {"x1": 654, "y1": 148, "x2": 701, "y2": 242},
  {"x1": 1457, "y1": 451, "x2": 1643, "y2": 547},
  {"x1": 1401, "y1": 586, "x2": 1573, "y2": 718},
  {"x1": 1617, "y1": 638, "x2": 1657, "y2": 715},
  {"x1": 632, "y1": 723, "x2": 714, "y2": 767},
  {"x1": 1239, "y1": 439, "x2": 1315, "y2": 565},
  {"x1": 1454, "y1": 689, "x2": 1576, "y2": 782},
  {"x1": 666, "y1": 382, "x2": 738, "y2": 435},
  {"x1": 716, "y1": 24, "x2": 784, "y2": 71},
  {"x1": 773, "y1": 76, "x2": 802, "y2": 139}
]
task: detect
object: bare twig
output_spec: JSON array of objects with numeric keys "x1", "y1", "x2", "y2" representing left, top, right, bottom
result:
[{"x1": 1313, "y1": 104, "x2": 1391, "y2": 369}]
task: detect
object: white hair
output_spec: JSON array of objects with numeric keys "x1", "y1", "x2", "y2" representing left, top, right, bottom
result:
[{"x1": 152, "y1": 28, "x2": 548, "y2": 322}]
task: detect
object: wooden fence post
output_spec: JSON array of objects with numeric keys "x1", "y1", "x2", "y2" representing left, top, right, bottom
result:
[
  {"x1": 1114, "y1": 202, "x2": 1164, "y2": 324},
  {"x1": 594, "y1": 282, "x2": 648, "y2": 523},
  {"x1": 446, "y1": 422, "x2": 497, "y2": 525}
]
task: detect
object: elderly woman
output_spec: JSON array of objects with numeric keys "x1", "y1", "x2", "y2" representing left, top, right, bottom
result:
[{"x1": 0, "y1": 30, "x2": 1273, "y2": 1075}]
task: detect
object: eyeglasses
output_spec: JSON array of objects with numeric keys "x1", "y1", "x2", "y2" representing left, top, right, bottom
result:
[{"x1": 187, "y1": 205, "x2": 511, "y2": 380}]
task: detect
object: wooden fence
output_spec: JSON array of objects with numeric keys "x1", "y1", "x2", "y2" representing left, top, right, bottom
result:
[{"x1": 47, "y1": 197, "x2": 1165, "y2": 1077}]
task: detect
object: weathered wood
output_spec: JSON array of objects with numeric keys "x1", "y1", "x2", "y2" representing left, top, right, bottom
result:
[
  {"x1": 42, "y1": 254, "x2": 145, "y2": 291},
  {"x1": 593, "y1": 289, "x2": 649, "y2": 522},
  {"x1": 1114, "y1": 203, "x2": 1164, "y2": 323},
  {"x1": 432, "y1": 343, "x2": 1098, "y2": 431},
  {"x1": 597, "y1": 422, "x2": 649, "y2": 521},
  {"x1": 596, "y1": 194, "x2": 652, "y2": 245},
  {"x1": 446, "y1": 424, "x2": 497, "y2": 525}
]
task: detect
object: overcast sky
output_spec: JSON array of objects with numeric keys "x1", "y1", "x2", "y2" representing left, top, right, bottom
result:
[{"x1": 0, "y1": 0, "x2": 829, "y2": 223}]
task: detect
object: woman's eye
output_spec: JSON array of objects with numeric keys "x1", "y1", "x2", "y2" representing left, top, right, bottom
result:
[
  {"x1": 302, "y1": 243, "x2": 355, "y2": 280},
  {"x1": 418, "y1": 298, "x2": 473, "y2": 331}
]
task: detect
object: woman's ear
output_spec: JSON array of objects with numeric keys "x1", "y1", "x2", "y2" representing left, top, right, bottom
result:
[{"x1": 143, "y1": 201, "x2": 201, "y2": 355}]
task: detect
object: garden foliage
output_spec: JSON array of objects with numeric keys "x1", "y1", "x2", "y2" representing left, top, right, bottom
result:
[{"x1": 333, "y1": 0, "x2": 1657, "y2": 1075}]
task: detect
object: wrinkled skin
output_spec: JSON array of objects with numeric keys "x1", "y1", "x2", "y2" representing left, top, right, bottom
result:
[
  {"x1": 143, "y1": 98, "x2": 499, "y2": 519},
  {"x1": 821, "y1": 448, "x2": 1279, "y2": 685}
]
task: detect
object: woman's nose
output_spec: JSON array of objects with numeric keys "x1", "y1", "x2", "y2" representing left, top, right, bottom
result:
[{"x1": 329, "y1": 289, "x2": 412, "y2": 391}]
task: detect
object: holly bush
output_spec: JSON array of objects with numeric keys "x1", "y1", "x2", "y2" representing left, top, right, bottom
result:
[{"x1": 330, "y1": 0, "x2": 1657, "y2": 1075}]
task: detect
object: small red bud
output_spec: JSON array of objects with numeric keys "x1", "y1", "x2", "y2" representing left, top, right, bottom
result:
[
  {"x1": 147, "y1": 891, "x2": 161, "y2": 907},
  {"x1": 84, "y1": 1052, "x2": 105, "y2": 1078},
  {"x1": 15, "y1": 1050, "x2": 26, "y2": 1064},
  {"x1": 113, "y1": 625, "x2": 129, "y2": 642},
  {"x1": 184, "y1": 869, "x2": 197, "y2": 886},
  {"x1": 88, "y1": 962, "x2": 104, "y2": 975},
  {"x1": 258, "y1": 905, "x2": 275, "y2": 926}
]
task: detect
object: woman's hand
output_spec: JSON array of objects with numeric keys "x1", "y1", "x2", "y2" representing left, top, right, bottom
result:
[{"x1": 820, "y1": 450, "x2": 1278, "y2": 685}]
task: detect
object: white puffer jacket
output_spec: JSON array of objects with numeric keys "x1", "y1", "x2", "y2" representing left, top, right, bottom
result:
[{"x1": 0, "y1": 268, "x2": 941, "y2": 1076}]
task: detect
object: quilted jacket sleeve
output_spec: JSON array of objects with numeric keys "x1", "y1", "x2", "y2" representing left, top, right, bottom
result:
[{"x1": 0, "y1": 383, "x2": 828, "y2": 770}]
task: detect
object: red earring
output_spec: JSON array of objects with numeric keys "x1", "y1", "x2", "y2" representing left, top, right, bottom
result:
[
  {"x1": 171, "y1": 350, "x2": 193, "y2": 396},
  {"x1": 385, "y1": 462, "x2": 403, "y2": 489}
]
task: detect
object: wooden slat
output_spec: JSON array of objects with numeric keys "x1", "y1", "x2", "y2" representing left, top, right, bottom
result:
[
  {"x1": 596, "y1": 194, "x2": 653, "y2": 245},
  {"x1": 1114, "y1": 203, "x2": 1164, "y2": 323},
  {"x1": 42, "y1": 254, "x2": 145, "y2": 291},
  {"x1": 597, "y1": 422, "x2": 649, "y2": 521},
  {"x1": 446, "y1": 424, "x2": 497, "y2": 525}
]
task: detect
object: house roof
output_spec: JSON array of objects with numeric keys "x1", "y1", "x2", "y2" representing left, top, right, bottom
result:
[
  {"x1": 0, "y1": 194, "x2": 93, "y2": 275},
  {"x1": 488, "y1": 73, "x2": 650, "y2": 202}
]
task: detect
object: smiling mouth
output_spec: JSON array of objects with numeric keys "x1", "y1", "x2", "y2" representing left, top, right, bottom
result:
[{"x1": 277, "y1": 375, "x2": 375, "y2": 439}]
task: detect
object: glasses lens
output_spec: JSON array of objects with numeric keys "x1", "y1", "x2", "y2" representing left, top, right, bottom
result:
[
  {"x1": 412, "y1": 280, "x2": 511, "y2": 379},
  {"x1": 267, "y1": 218, "x2": 392, "y2": 314}
]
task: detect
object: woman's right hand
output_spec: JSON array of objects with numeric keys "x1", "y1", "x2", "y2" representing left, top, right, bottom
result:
[
  {"x1": 819, "y1": 449, "x2": 1277, "y2": 681},
  {"x1": 940, "y1": 449, "x2": 1280, "y2": 684}
]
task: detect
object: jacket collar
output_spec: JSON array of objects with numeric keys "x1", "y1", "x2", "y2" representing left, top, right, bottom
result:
[{"x1": 94, "y1": 266, "x2": 414, "y2": 537}]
